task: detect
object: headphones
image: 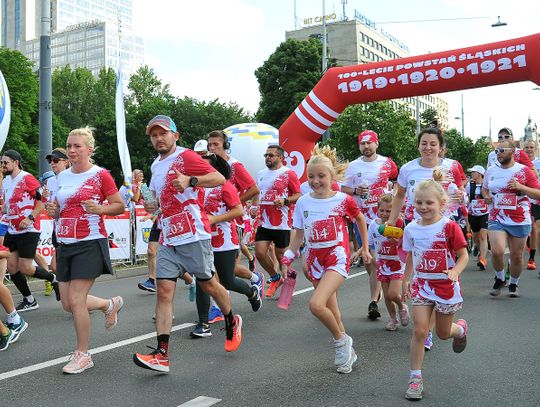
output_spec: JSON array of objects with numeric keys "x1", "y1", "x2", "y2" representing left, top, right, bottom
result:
[{"x1": 220, "y1": 131, "x2": 230, "y2": 150}]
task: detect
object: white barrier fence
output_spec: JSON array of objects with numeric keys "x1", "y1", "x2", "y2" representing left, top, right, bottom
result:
[{"x1": 36, "y1": 205, "x2": 152, "y2": 264}]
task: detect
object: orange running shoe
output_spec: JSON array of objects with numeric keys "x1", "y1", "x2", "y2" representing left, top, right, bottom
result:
[
  {"x1": 265, "y1": 277, "x2": 284, "y2": 298},
  {"x1": 224, "y1": 315, "x2": 243, "y2": 352},
  {"x1": 133, "y1": 347, "x2": 169, "y2": 372},
  {"x1": 527, "y1": 259, "x2": 536, "y2": 270},
  {"x1": 477, "y1": 256, "x2": 487, "y2": 271}
]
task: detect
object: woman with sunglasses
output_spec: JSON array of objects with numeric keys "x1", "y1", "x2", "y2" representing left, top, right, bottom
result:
[{"x1": 482, "y1": 141, "x2": 540, "y2": 298}]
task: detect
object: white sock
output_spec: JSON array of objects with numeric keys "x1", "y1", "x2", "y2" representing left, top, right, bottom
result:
[
  {"x1": 456, "y1": 325, "x2": 465, "y2": 337},
  {"x1": 25, "y1": 295, "x2": 35, "y2": 303},
  {"x1": 509, "y1": 276, "x2": 520, "y2": 285},
  {"x1": 410, "y1": 370, "x2": 422, "y2": 378},
  {"x1": 495, "y1": 270, "x2": 505, "y2": 281},
  {"x1": 7, "y1": 310, "x2": 20, "y2": 325},
  {"x1": 250, "y1": 272, "x2": 259, "y2": 283},
  {"x1": 105, "y1": 299, "x2": 113, "y2": 314}
]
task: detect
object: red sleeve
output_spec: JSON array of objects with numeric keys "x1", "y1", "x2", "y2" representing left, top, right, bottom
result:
[
  {"x1": 231, "y1": 162, "x2": 256, "y2": 192},
  {"x1": 456, "y1": 161, "x2": 467, "y2": 182},
  {"x1": 331, "y1": 181, "x2": 341, "y2": 192},
  {"x1": 448, "y1": 220, "x2": 467, "y2": 252},
  {"x1": 525, "y1": 167, "x2": 540, "y2": 190},
  {"x1": 345, "y1": 194, "x2": 361, "y2": 219},
  {"x1": 518, "y1": 150, "x2": 535, "y2": 169},
  {"x1": 388, "y1": 158, "x2": 399, "y2": 180},
  {"x1": 287, "y1": 169, "x2": 301, "y2": 195},
  {"x1": 100, "y1": 170, "x2": 119, "y2": 197},
  {"x1": 24, "y1": 175, "x2": 41, "y2": 196},
  {"x1": 182, "y1": 149, "x2": 219, "y2": 176},
  {"x1": 452, "y1": 167, "x2": 463, "y2": 188},
  {"x1": 222, "y1": 181, "x2": 241, "y2": 208},
  {"x1": 396, "y1": 217, "x2": 405, "y2": 230}
]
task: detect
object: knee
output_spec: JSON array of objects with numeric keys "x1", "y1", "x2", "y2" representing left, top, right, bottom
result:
[
  {"x1": 435, "y1": 326, "x2": 451, "y2": 340},
  {"x1": 61, "y1": 299, "x2": 72, "y2": 313},
  {"x1": 147, "y1": 247, "x2": 157, "y2": 259},
  {"x1": 412, "y1": 324, "x2": 429, "y2": 340},
  {"x1": 309, "y1": 298, "x2": 325, "y2": 317}
]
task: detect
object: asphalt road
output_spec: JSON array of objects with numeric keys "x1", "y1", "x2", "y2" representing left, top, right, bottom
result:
[{"x1": 1, "y1": 256, "x2": 540, "y2": 407}]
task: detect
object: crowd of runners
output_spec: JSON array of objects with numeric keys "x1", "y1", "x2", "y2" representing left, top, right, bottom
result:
[{"x1": 1, "y1": 116, "x2": 539, "y2": 401}]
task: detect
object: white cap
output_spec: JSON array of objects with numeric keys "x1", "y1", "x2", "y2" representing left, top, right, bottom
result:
[
  {"x1": 194, "y1": 139, "x2": 208, "y2": 152},
  {"x1": 467, "y1": 165, "x2": 485, "y2": 176}
]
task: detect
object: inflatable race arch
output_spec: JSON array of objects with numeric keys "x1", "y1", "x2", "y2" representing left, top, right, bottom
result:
[{"x1": 279, "y1": 33, "x2": 540, "y2": 180}]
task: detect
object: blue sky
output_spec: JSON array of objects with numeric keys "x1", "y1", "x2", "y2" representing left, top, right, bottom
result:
[{"x1": 132, "y1": 0, "x2": 540, "y2": 141}]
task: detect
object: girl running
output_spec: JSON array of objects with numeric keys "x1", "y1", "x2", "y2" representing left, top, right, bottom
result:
[
  {"x1": 401, "y1": 179, "x2": 469, "y2": 400},
  {"x1": 281, "y1": 145, "x2": 371, "y2": 374}
]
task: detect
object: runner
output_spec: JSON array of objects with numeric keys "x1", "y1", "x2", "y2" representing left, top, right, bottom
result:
[
  {"x1": 465, "y1": 165, "x2": 489, "y2": 270},
  {"x1": 482, "y1": 141, "x2": 540, "y2": 297},
  {"x1": 44, "y1": 127, "x2": 125, "y2": 374},
  {"x1": 190, "y1": 153, "x2": 262, "y2": 338},
  {"x1": 487, "y1": 127, "x2": 535, "y2": 172},
  {"x1": 2, "y1": 150, "x2": 60, "y2": 310},
  {"x1": 401, "y1": 179, "x2": 469, "y2": 401},
  {"x1": 282, "y1": 144, "x2": 371, "y2": 374},
  {"x1": 522, "y1": 139, "x2": 539, "y2": 270},
  {"x1": 133, "y1": 115, "x2": 243, "y2": 373},
  {"x1": 341, "y1": 130, "x2": 398, "y2": 320},
  {"x1": 252, "y1": 145, "x2": 301, "y2": 298},
  {"x1": 367, "y1": 194, "x2": 409, "y2": 331}
]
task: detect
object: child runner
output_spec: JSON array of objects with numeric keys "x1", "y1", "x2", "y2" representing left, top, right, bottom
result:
[
  {"x1": 281, "y1": 145, "x2": 371, "y2": 374},
  {"x1": 401, "y1": 179, "x2": 469, "y2": 400},
  {"x1": 367, "y1": 194, "x2": 409, "y2": 331}
]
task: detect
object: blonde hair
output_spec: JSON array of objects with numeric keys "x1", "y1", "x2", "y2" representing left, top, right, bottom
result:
[
  {"x1": 378, "y1": 193, "x2": 393, "y2": 207},
  {"x1": 67, "y1": 127, "x2": 97, "y2": 162},
  {"x1": 415, "y1": 179, "x2": 448, "y2": 204},
  {"x1": 307, "y1": 144, "x2": 348, "y2": 181}
]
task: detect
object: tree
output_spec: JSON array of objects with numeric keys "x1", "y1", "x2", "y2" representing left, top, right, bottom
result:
[
  {"x1": 255, "y1": 38, "x2": 327, "y2": 128},
  {"x1": 0, "y1": 48, "x2": 39, "y2": 173}
]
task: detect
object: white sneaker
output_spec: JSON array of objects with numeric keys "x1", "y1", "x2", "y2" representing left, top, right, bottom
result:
[
  {"x1": 336, "y1": 347, "x2": 357, "y2": 374},
  {"x1": 62, "y1": 351, "x2": 94, "y2": 374},
  {"x1": 334, "y1": 334, "x2": 353, "y2": 366}
]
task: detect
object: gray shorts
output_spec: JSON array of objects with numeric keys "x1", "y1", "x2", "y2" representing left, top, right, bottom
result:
[{"x1": 157, "y1": 239, "x2": 214, "y2": 281}]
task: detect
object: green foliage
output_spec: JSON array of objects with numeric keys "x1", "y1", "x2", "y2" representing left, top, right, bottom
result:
[
  {"x1": 0, "y1": 47, "x2": 39, "y2": 173},
  {"x1": 444, "y1": 128, "x2": 491, "y2": 169}
]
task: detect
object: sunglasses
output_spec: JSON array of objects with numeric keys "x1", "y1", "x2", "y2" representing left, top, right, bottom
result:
[
  {"x1": 0, "y1": 160, "x2": 13, "y2": 166},
  {"x1": 498, "y1": 135, "x2": 512, "y2": 140},
  {"x1": 495, "y1": 147, "x2": 513, "y2": 154},
  {"x1": 264, "y1": 153, "x2": 276, "y2": 158},
  {"x1": 47, "y1": 158, "x2": 65, "y2": 164}
]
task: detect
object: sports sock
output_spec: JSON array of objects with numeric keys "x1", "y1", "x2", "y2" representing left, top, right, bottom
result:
[
  {"x1": 24, "y1": 295, "x2": 35, "y2": 303},
  {"x1": 224, "y1": 311, "x2": 234, "y2": 339},
  {"x1": 495, "y1": 270, "x2": 505, "y2": 281},
  {"x1": 157, "y1": 334, "x2": 169, "y2": 355},
  {"x1": 250, "y1": 272, "x2": 259, "y2": 283},
  {"x1": 7, "y1": 310, "x2": 21, "y2": 325},
  {"x1": 529, "y1": 249, "x2": 536, "y2": 260},
  {"x1": 410, "y1": 370, "x2": 422, "y2": 378},
  {"x1": 270, "y1": 273, "x2": 281, "y2": 282},
  {"x1": 149, "y1": 278, "x2": 155, "y2": 284},
  {"x1": 456, "y1": 324, "x2": 465, "y2": 337},
  {"x1": 33, "y1": 266, "x2": 55, "y2": 282},
  {"x1": 11, "y1": 272, "x2": 32, "y2": 297},
  {"x1": 509, "y1": 276, "x2": 520, "y2": 285}
]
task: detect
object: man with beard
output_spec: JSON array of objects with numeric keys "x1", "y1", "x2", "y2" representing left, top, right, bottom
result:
[
  {"x1": 487, "y1": 128, "x2": 535, "y2": 173},
  {"x1": 251, "y1": 145, "x2": 301, "y2": 299},
  {"x1": 342, "y1": 131, "x2": 398, "y2": 320}
]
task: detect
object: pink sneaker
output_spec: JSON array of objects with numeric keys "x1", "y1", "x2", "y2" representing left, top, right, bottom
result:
[
  {"x1": 385, "y1": 318, "x2": 398, "y2": 331},
  {"x1": 399, "y1": 304, "x2": 410, "y2": 327},
  {"x1": 452, "y1": 319, "x2": 467, "y2": 353},
  {"x1": 105, "y1": 296, "x2": 124, "y2": 330},
  {"x1": 62, "y1": 351, "x2": 94, "y2": 374}
]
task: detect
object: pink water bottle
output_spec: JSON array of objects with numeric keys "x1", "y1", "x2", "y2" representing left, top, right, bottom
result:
[{"x1": 277, "y1": 268, "x2": 297, "y2": 310}]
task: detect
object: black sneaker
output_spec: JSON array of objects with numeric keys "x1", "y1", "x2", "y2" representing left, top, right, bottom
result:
[
  {"x1": 0, "y1": 329, "x2": 16, "y2": 351},
  {"x1": 248, "y1": 286, "x2": 262, "y2": 312},
  {"x1": 190, "y1": 322, "x2": 212, "y2": 338},
  {"x1": 489, "y1": 277, "x2": 506, "y2": 297},
  {"x1": 15, "y1": 298, "x2": 39, "y2": 312},
  {"x1": 248, "y1": 257, "x2": 256, "y2": 272},
  {"x1": 52, "y1": 281, "x2": 61, "y2": 301},
  {"x1": 368, "y1": 301, "x2": 381, "y2": 320},
  {"x1": 508, "y1": 283, "x2": 520, "y2": 298}
]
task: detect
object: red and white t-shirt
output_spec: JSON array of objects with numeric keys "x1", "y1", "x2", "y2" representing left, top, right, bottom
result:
[
  {"x1": 343, "y1": 155, "x2": 398, "y2": 224},
  {"x1": 256, "y1": 166, "x2": 301, "y2": 230},
  {"x1": 483, "y1": 163, "x2": 540, "y2": 226},
  {"x1": 150, "y1": 146, "x2": 218, "y2": 246},
  {"x1": 227, "y1": 156, "x2": 256, "y2": 228},
  {"x1": 487, "y1": 148, "x2": 534, "y2": 169},
  {"x1": 531, "y1": 157, "x2": 540, "y2": 206},
  {"x1": 403, "y1": 217, "x2": 467, "y2": 304},
  {"x1": 467, "y1": 182, "x2": 489, "y2": 216},
  {"x1": 368, "y1": 218, "x2": 405, "y2": 276},
  {"x1": 204, "y1": 181, "x2": 241, "y2": 252},
  {"x1": 55, "y1": 166, "x2": 118, "y2": 243},
  {"x1": 3, "y1": 171, "x2": 42, "y2": 234},
  {"x1": 397, "y1": 158, "x2": 463, "y2": 221}
]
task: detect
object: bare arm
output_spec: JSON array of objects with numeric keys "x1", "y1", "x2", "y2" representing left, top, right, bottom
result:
[
  {"x1": 239, "y1": 184, "x2": 259, "y2": 203},
  {"x1": 388, "y1": 184, "x2": 406, "y2": 225}
]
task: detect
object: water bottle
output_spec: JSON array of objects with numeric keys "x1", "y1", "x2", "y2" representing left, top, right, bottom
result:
[
  {"x1": 359, "y1": 179, "x2": 369, "y2": 199},
  {"x1": 377, "y1": 224, "x2": 403, "y2": 239},
  {"x1": 277, "y1": 268, "x2": 297, "y2": 310},
  {"x1": 140, "y1": 183, "x2": 155, "y2": 203}
]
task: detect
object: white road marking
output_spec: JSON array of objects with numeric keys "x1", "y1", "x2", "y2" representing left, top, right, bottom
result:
[
  {"x1": 0, "y1": 270, "x2": 368, "y2": 381},
  {"x1": 178, "y1": 396, "x2": 222, "y2": 406}
]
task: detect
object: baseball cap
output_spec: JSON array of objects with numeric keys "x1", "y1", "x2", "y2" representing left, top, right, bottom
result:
[
  {"x1": 2, "y1": 149, "x2": 23, "y2": 168},
  {"x1": 467, "y1": 165, "x2": 485, "y2": 176},
  {"x1": 358, "y1": 130, "x2": 378, "y2": 144},
  {"x1": 498, "y1": 127, "x2": 513, "y2": 137},
  {"x1": 145, "y1": 115, "x2": 177, "y2": 135},
  {"x1": 39, "y1": 170, "x2": 55, "y2": 184},
  {"x1": 194, "y1": 139, "x2": 208, "y2": 153},
  {"x1": 46, "y1": 149, "x2": 68, "y2": 160}
]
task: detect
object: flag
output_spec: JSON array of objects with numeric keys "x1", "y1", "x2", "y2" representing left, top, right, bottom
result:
[
  {"x1": 0, "y1": 69, "x2": 11, "y2": 151},
  {"x1": 115, "y1": 63, "x2": 133, "y2": 202}
]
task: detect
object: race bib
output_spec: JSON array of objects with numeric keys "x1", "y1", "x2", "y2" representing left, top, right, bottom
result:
[
  {"x1": 377, "y1": 242, "x2": 398, "y2": 260},
  {"x1": 471, "y1": 199, "x2": 487, "y2": 212},
  {"x1": 162, "y1": 212, "x2": 194, "y2": 241},
  {"x1": 260, "y1": 190, "x2": 279, "y2": 205},
  {"x1": 308, "y1": 217, "x2": 338, "y2": 247},
  {"x1": 494, "y1": 193, "x2": 517, "y2": 210},
  {"x1": 415, "y1": 248, "x2": 448, "y2": 274},
  {"x1": 57, "y1": 218, "x2": 78, "y2": 239}
]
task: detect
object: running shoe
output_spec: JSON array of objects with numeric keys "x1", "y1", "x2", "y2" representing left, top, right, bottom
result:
[
  {"x1": 424, "y1": 330, "x2": 433, "y2": 351},
  {"x1": 399, "y1": 304, "x2": 410, "y2": 326},
  {"x1": 6, "y1": 318, "x2": 28, "y2": 343},
  {"x1": 0, "y1": 328, "x2": 16, "y2": 351},
  {"x1": 52, "y1": 281, "x2": 61, "y2": 301},
  {"x1": 44, "y1": 281, "x2": 53, "y2": 296},
  {"x1": 452, "y1": 319, "x2": 467, "y2": 353},
  {"x1": 385, "y1": 318, "x2": 398, "y2": 331},
  {"x1": 489, "y1": 277, "x2": 506, "y2": 296},
  {"x1": 265, "y1": 276, "x2": 284, "y2": 299},
  {"x1": 248, "y1": 257, "x2": 256, "y2": 272},
  {"x1": 367, "y1": 301, "x2": 381, "y2": 320},
  {"x1": 477, "y1": 256, "x2": 487, "y2": 271},
  {"x1": 405, "y1": 376, "x2": 424, "y2": 400},
  {"x1": 133, "y1": 347, "x2": 169, "y2": 373},
  {"x1": 224, "y1": 315, "x2": 243, "y2": 352},
  {"x1": 208, "y1": 305, "x2": 224, "y2": 324},
  {"x1": 138, "y1": 278, "x2": 156, "y2": 293},
  {"x1": 190, "y1": 322, "x2": 212, "y2": 338},
  {"x1": 188, "y1": 282, "x2": 196, "y2": 302},
  {"x1": 15, "y1": 298, "x2": 39, "y2": 312},
  {"x1": 104, "y1": 296, "x2": 124, "y2": 330},
  {"x1": 62, "y1": 351, "x2": 94, "y2": 374},
  {"x1": 335, "y1": 335, "x2": 357, "y2": 374},
  {"x1": 248, "y1": 286, "x2": 262, "y2": 312},
  {"x1": 252, "y1": 271, "x2": 264, "y2": 298},
  {"x1": 508, "y1": 283, "x2": 520, "y2": 298},
  {"x1": 527, "y1": 259, "x2": 536, "y2": 270}
]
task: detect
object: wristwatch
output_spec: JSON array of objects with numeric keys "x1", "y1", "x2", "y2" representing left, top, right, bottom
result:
[
  {"x1": 28, "y1": 214, "x2": 35, "y2": 222},
  {"x1": 189, "y1": 176, "x2": 199, "y2": 188}
]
